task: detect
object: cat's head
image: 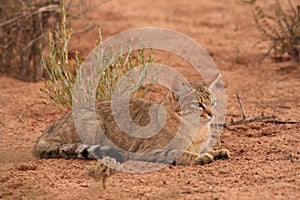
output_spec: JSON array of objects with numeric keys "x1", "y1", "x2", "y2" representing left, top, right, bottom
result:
[{"x1": 171, "y1": 73, "x2": 220, "y2": 124}]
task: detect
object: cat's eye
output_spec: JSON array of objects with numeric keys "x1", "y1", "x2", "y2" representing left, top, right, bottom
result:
[{"x1": 192, "y1": 102, "x2": 206, "y2": 109}]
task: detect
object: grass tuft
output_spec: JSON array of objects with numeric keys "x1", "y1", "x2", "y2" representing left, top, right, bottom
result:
[
  {"x1": 252, "y1": 0, "x2": 300, "y2": 62},
  {"x1": 41, "y1": 0, "x2": 156, "y2": 109}
]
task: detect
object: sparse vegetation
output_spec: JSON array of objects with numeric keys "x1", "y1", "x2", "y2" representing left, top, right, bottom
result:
[
  {"x1": 41, "y1": 0, "x2": 155, "y2": 109},
  {"x1": 0, "y1": 0, "x2": 60, "y2": 81},
  {"x1": 0, "y1": 0, "x2": 107, "y2": 82},
  {"x1": 252, "y1": 0, "x2": 300, "y2": 62}
]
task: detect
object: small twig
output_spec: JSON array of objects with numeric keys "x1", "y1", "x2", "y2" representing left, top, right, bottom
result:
[
  {"x1": 240, "y1": 0, "x2": 256, "y2": 4},
  {"x1": 0, "y1": 14, "x2": 24, "y2": 27},
  {"x1": 0, "y1": 4, "x2": 59, "y2": 28},
  {"x1": 213, "y1": 113, "x2": 276, "y2": 128},
  {"x1": 22, "y1": 34, "x2": 45, "y2": 52},
  {"x1": 17, "y1": 0, "x2": 28, "y2": 7},
  {"x1": 35, "y1": 4, "x2": 60, "y2": 14},
  {"x1": 18, "y1": 108, "x2": 26, "y2": 123},
  {"x1": 72, "y1": 24, "x2": 95, "y2": 36},
  {"x1": 264, "y1": 120, "x2": 300, "y2": 125},
  {"x1": 236, "y1": 93, "x2": 247, "y2": 120},
  {"x1": 0, "y1": 40, "x2": 12, "y2": 49},
  {"x1": 18, "y1": 101, "x2": 46, "y2": 123},
  {"x1": 213, "y1": 94, "x2": 277, "y2": 128},
  {"x1": 225, "y1": 114, "x2": 276, "y2": 127},
  {"x1": 213, "y1": 93, "x2": 299, "y2": 128},
  {"x1": 258, "y1": 43, "x2": 276, "y2": 63}
]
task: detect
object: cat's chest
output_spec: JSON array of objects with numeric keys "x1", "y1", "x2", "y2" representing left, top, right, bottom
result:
[{"x1": 187, "y1": 125, "x2": 211, "y2": 153}]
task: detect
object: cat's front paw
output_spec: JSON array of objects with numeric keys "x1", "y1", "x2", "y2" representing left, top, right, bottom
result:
[
  {"x1": 209, "y1": 148, "x2": 230, "y2": 160},
  {"x1": 175, "y1": 151, "x2": 214, "y2": 165},
  {"x1": 192, "y1": 153, "x2": 214, "y2": 165}
]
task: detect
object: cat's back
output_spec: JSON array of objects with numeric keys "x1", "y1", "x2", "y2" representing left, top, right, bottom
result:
[{"x1": 33, "y1": 97, "x2": 176, "y2": 157}]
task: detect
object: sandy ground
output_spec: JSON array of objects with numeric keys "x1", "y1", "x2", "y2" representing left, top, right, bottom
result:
[{"x1": 0, "y1": 0, "x2": 300, "y2": 199}]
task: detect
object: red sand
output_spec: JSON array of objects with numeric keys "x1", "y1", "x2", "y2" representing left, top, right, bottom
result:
[{"x1": 0, "y1": 0, "x2": 299, "y2": 199}]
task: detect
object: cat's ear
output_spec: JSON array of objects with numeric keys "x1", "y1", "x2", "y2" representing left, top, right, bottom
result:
[
  {"x1": 207, "y1": 73, "x2": 221, "y2": 90},
  {"x1": 172, "y1": 79, "x2": 191, "y2": 100}
]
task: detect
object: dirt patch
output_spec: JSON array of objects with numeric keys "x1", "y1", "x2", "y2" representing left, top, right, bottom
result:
[{"x1": 1, "y1": 0, "x2": 300, "y2": 199}]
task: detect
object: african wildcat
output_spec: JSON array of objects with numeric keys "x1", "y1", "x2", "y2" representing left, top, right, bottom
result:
[{"x1": 33, "y1": 74, "x2": 230, "y2": 165}]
